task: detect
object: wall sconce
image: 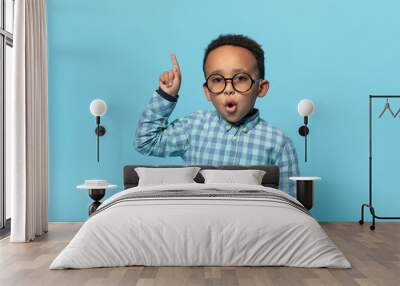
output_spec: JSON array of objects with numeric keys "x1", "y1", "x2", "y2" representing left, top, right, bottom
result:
[
  {"x1": 297, "y1": 99, "x2": 314, "y2": 162},
  {"x1": 89, "y1": 99, "x2": 107, "y2": 162}
]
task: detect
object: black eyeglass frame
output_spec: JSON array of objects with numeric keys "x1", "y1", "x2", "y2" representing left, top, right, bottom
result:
[{"x1": 203, "y1": 72, "x2": 260, "y2": 95}]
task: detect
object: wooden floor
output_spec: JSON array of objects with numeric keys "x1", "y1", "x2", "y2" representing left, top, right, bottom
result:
[{"x1": 0, "y1": 222, "x2": 399, "y2": 286}]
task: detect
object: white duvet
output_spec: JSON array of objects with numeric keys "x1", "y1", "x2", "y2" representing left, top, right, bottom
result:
[{"x1": 50, "y1": 183, "x2": 351, "y2": 269}]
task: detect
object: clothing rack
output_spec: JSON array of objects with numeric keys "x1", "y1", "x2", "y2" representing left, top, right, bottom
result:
[{"x1": 359, "y1": 95, "x2": 400, "y2": 230}]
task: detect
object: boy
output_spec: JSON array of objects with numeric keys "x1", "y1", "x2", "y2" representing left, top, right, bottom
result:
[{"x1": 135, "y1": 34, "x2": 299, "y2": 197}]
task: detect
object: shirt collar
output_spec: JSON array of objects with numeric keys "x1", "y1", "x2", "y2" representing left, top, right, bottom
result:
[{"x1": 218, "y1": 108, "x2": 260, "y2": 133}]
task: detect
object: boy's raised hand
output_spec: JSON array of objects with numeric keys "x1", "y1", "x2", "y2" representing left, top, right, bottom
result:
[{"x1": 159, "y1": 53, "x2": 181, "y2": 97}]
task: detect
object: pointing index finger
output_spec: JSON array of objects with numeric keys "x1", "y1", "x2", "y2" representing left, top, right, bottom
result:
[{"x1": 171, "y1": 53, "x2": 180, "y2": 73}]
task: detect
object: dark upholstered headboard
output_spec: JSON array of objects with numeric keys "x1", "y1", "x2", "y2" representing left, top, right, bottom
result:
[{"x1": 123, "y1": 165, "x2": 279, "y2": 189}]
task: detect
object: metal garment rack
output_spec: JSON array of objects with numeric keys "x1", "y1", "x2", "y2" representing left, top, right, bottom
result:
[{"x1": 359, "y1": 95, "x2": 400, "y2": 230}]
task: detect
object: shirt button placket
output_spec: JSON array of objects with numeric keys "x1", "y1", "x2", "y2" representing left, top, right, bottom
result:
[{"x1": 232, "y1": 128, "x2": 239, "y2": 164}]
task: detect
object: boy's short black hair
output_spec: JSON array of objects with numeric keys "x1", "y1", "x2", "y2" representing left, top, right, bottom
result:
[{"x1": 203, "y1": 34, "x2": 265, "y2": 79}]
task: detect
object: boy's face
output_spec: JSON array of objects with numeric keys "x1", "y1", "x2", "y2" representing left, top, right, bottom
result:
[{"x1": 203, "y1": 45, "x2": 269, "y2": 123}]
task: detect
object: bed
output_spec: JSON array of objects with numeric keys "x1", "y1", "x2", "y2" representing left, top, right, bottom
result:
[{"x1": 50, "y1": 165, "x2": 351, "y2": 269}]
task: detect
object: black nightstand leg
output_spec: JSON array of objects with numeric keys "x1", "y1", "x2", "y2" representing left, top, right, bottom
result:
[
  {"x1": 89, "y1": 201, "x2": 102, "y2": 216},
  {"x1": 88, "y1": 189, "x2": 105, "y2": 216},
  {"x1": 296, "y1": 181, "x2": 313, "y2": 210}
]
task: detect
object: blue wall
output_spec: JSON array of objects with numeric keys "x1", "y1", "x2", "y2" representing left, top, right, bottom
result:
[{"x1": 47, "y1": 0, "x2": 400, "y2": 222}]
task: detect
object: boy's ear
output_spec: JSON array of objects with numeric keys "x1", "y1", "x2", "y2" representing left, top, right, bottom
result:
[
  {"x1": 203, "y1": 84, "x2": 212, "y2": 101},
  {"x1": 257, "y1": 80, "x2": 269, "y2": 98}
]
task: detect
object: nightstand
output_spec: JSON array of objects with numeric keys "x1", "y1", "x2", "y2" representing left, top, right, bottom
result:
[
  {"x1": 77, "y1": 180, "x2": 117, "y2": 215},
  {"x1": 289, "y1": 176, "x2": 321, "y2": 210}
]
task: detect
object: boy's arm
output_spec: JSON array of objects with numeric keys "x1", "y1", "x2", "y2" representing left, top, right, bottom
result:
[
  {"x1": 275, "y1": 138, "x2": 300, "y2": 198},
  {"x1": 134, "y1": 88, "x2": 191, "y2": 157}
]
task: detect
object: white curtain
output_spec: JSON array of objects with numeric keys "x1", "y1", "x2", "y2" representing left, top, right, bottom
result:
[{"x1": 7, "y1": 0, "x2": 48, "y2": 242}]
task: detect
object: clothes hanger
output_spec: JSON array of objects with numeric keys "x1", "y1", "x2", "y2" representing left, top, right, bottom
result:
[
  {"x1": 394, "y1": 106, "x2": 400, "y2": 118},
  {"x1": 378, "y1": 98, "x2": 395, "y2": 118}
]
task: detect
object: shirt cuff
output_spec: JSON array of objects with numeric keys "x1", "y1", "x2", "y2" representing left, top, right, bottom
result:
[{"x1": 156, "y1": 88, "x2": 179, "y2": 102}]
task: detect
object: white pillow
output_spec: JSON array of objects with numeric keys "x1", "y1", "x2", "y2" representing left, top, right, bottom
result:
[
  {"x1": 135, "y1": 167, "x2": 201, "y2": 186},
  {"x1": 200, "y1": 169, "x2": 266, "y2": 185}
]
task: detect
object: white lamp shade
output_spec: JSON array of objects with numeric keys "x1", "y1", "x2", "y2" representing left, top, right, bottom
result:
[
  {"x1": 90, "y1": 99, "x2": 107, "y2": 117},
  {"x1": 297, "y1": 99, "x2": 314, "y2": 117}
]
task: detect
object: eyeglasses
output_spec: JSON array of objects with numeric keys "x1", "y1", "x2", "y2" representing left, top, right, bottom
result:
[{"x1": 204, "y1": 72, "x2": 259, "y2": 95}]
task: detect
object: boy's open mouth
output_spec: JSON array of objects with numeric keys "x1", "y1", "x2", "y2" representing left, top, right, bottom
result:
[{"x1": 224, "y1": 100, "x2": 238, "y2": 113}]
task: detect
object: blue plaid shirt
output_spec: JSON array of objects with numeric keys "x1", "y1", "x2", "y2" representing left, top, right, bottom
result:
[{"x1": 135, "y1": 89, "x2": 300, "y2": 197}]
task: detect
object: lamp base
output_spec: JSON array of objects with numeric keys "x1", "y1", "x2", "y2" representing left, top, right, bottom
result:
[
  {"x1": 95, "y1": 125, "x2": 106, "y2": 136},
  {"x1": 298, "y1": 126, "x2": 309, "y2": 136}
]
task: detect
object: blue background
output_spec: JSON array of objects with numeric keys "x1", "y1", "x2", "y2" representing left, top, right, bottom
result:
[{"x1": 46, "y1": 0, "x2": 400, "y2": 221}]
